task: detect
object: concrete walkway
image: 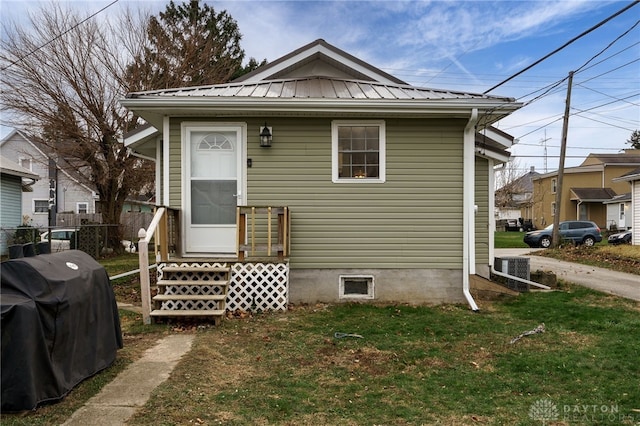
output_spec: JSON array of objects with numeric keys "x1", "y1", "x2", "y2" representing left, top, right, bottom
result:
[
  {"x1": 496, "y1": 248, "x2": 640, "y2": 302},
  {"x1": 62, "y1": 334, "x2": 195, "y2": 426}
]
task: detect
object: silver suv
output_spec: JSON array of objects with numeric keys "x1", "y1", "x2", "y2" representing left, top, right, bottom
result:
[{"x1": 523, "y1": 221, "x2": 602, "y2": 248}]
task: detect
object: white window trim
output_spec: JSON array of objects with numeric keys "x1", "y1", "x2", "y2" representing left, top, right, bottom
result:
[
  {"x1": 339, "y1": 275, "x2": 375, "y2": 300},
  {"x1": 551, "y1": 178, "x2": 557, "y2": 193},
  {"x1": 33, "y1": 199, "x2": 48, "y2": 214},
  {"x1": 76, "y1": 202, "x2": 89, "y2": 214},
  {"x1": 331, "y1": 120, "x2": 386, "y2": 183},
  {"x1": 19, "y1": 157, "x2": 33, "y2": 171}
]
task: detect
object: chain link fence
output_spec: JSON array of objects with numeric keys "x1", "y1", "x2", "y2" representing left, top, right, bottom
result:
[{"x1": 1, "y1": 224, "x2": 134, "y2": 260}]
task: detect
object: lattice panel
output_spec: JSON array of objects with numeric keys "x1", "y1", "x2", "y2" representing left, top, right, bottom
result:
[
  {"x1": 159, "y1": 262, "x2": 229, "y2": 282},
  {"x1": 157, "y1": 261, "x2": 289, "y2": 312},
  {"x1": 162, "y1": 285, "x2": 226, "y2": 296},
  {"x1": 160, "y1": 300, "x2": 223, "y2": 311},
  {"x1": 228, "y1": 263, "x2": 289, "y2": 312}
]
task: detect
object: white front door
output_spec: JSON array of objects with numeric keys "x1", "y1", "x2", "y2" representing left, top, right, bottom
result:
[{"x1": 184, "y1": 124, "x2": 245, "y2": 254}]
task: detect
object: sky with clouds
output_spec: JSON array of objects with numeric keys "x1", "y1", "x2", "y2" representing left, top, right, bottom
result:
[{"x1": 1, "y1": 0, "x2": 638, "y2": 173}]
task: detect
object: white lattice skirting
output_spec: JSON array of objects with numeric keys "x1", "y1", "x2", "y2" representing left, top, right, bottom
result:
[{"x1": 158, "y1": 262, "x2": 289, "y2": 312}]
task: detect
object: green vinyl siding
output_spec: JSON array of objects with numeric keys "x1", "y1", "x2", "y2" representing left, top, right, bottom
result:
[
  {"x1": 474, "y1": 157, "x2": 489, "y2": 264},
  {"x1": 169, "y1": 117, "x2": 467, "y2": 269},
  {"x1": 168, "y1": 119, "x2": 182, "y2": 209},
  {"x1": 249, "y1": 117, "x2": 463, "y2": 269}
]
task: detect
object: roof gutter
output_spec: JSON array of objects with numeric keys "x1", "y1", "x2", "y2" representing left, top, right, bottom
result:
[{"x1": 463, "y1": 108, "x2": 480, "y2": 312}]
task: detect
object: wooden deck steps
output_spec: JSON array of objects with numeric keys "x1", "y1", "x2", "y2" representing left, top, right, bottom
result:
[{"x1": 150, "y1": 264, "x2": 230, "y2": 325}]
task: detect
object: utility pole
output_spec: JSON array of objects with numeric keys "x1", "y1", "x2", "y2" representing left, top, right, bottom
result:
[{"x1": 551, "y1": 71, "x2": 574, "y2": 248}]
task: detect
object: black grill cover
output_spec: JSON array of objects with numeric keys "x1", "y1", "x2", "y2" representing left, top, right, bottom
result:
[{"x1": 1, "y1": 250, "x2": 123, "y2": 412}]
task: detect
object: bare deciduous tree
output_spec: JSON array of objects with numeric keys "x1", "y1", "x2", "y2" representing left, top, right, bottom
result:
[
  {"x1": 495, "y1": 159, "x2": 527, "y2": 209},
  {"x1": 0, "y1": 3, "x2": 153, "y2": 250}
]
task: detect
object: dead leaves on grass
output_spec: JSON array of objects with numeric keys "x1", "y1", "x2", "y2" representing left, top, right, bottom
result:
[
  {"x1": 315, "y1": 345, "x2": 399, "y2": 376},
  {"x1": 539, "y1": 245, "x2": 640, "y2": 275}
]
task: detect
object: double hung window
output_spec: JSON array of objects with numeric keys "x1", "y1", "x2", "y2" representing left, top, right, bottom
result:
[
  {"x1": 332, "y1": 121, "x2": 385, "y2": 183},
  {"x1": 34, "y1": 199, "x2": 48, "y2": 214}
]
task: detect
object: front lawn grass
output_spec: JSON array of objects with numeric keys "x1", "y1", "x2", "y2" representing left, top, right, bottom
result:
[
  {"x1": 123, "y1": 286, "x2": 640, "y2": 425},
  {"x1": 494, "y1": 231, "x2": 529, "y2": 248}
]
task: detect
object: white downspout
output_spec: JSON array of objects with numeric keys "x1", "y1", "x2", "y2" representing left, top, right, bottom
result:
[
  {"x1": 155, "y1": 136, "x2": 162, "y2": 207},
  {"x1": 162, "y1": 116, "x2": 170, "y2": 207},
  {"x1": 463, "y1": 108, "x2": 480, "y2": 312},
  {"x1": 488, "y1": 158, "x2": 496, "y2": 266}
]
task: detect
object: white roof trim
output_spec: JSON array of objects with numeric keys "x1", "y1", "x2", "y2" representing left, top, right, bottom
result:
[
  {"x1": 242, "y1": 44, "x2": 399, "y2": 85},
  {"x1": 479, "y1": 127, "x2": 514, "y2": 149},
  {"x1": 614, "y1": 172, "x2": 640, "y2": 182},
  {"x1": 476, "y1": 147, "x2": 510, "y2": 163},
  {"x1": 124, "y1": 125, "x2": 159, "y2": 148},
  {"x1": 0, "y1": 154, "x2": 40, "y2": 179}
]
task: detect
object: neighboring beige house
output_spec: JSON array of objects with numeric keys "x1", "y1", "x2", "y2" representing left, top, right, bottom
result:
[
  {"x1": 121, "y1": 39, "x2": 521, "y2": 313},
  {"x1": 531, "y1": 151, "x2": 640, "y2": 230},
  {"x1": 614, "y1": 167, "x2": 640, "y2": 245}
]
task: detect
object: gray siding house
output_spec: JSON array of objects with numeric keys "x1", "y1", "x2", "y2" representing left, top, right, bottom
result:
[
  {"x1": 0, "y1": 130, "x2": 98, "y2": 228},
  {"x1": 122, "y1": 39, "x2": 521, "y2": 313}
]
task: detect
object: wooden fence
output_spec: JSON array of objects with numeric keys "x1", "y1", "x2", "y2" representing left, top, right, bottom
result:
[{"x1": 56, "y1": 212, "x2": 154, "y2": 240}]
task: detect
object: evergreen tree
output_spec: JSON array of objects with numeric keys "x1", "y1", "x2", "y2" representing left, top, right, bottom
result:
[
  {"x1": 627, "y1": 130, "x2": 640, "y2": 149},
  {"x1": 127, "y1": 0, "x2": 251, "y2": 90}
]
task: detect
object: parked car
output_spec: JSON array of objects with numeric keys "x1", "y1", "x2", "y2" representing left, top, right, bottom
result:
[
  {"x1": 523, "y1": 221, "x2": 602, "y2": 248},
  {"x1": 607, "y1": 229, "x2": 632, "y2": 245},
  {"x1": 40, "y1": 229, "x2": 76, "y2": 252},
  {"x1": 40, "y1": 229, "x2": 137, "y2": 253}
]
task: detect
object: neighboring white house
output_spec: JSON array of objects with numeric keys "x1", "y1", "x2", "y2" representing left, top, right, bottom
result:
[
  {"x1": 603, "y1": 193, "x2": 631, "y2": 231},
  {"x1": 614, "y1": 167, "x2": 640, "y2": 245},
  {"x1": 0, "y1": 129, "x2": 98, "y2": 228},
  {"x1": 0, "y1": 154, "x2": 40, "y2": 255},
  {"x1": 495, "y1": 166, "x2": 540, "y2": 229}
]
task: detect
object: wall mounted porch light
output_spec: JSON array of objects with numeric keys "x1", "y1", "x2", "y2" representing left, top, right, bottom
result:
[{"x1": 260, "y1": 123, "x2": 272, "y2": 147}]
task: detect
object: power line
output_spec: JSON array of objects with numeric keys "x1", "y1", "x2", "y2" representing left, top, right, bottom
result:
[
  {"x1": 577, "y1": 40, "x2": 640, "y2": 74},
  {"x1": 573, "y1": 18, "x2": 640, "y2": 74},
  {"x1": 513, "y1": 154, "x2": 625, "y2": 158},
  {"x1": 483, "y1": 0, "x2": 640, "y2": 94},
  {"x1": 570, "y1": 110, "x2": 638, "y2": 132},
  {"x1": 514, "y1": 142, "x2": 623, "y2": 150},
  {"x1": 577, "y1": 58, "x2": 640, "y2": 86},
  {"x1": 1, "y1": 0, "x2": 120, "y2": 72},
  {"x1": 575, "y1": 84, "x2": 640, "y2": 106}
]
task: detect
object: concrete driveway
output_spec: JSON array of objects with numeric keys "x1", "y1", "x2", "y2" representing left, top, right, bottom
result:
[{"x1": 495, "y1": 248, "x2": 640, "y2": 302}]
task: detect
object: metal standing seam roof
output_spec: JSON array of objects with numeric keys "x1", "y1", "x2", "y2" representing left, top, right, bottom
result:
[{"x1": 125, "y1": 76, "x2": 515, "y2": 102}]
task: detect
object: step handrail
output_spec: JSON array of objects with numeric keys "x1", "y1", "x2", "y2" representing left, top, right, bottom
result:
[{"x1": 137, "y1": 207, "x2": 166, "y2": 324}]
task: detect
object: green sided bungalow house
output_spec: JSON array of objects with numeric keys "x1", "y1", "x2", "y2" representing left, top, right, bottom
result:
[{"x1": 121, "y1": 39, "x2": 522, "y2": 323}]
